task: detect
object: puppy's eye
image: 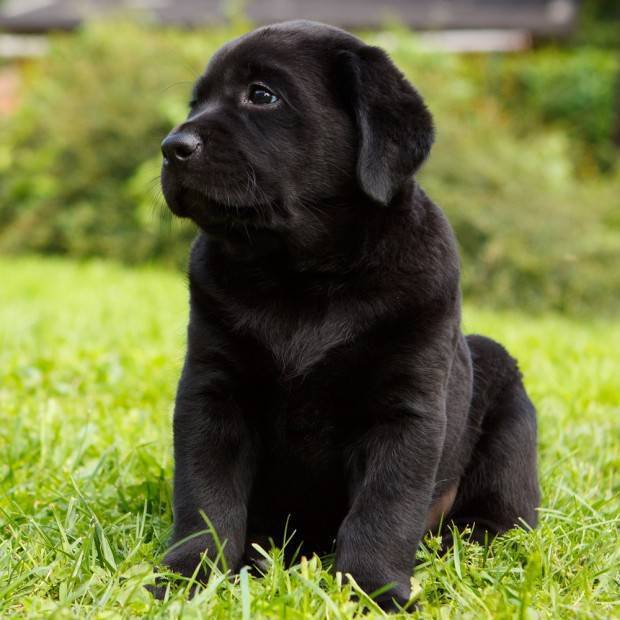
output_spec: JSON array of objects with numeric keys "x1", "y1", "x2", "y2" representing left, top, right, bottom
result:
[{"x1": 248, "y1": 84, "x2": 279, "y2": 105}]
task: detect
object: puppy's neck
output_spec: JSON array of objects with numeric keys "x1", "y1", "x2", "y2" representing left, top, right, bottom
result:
[{"x1": 208, "y1": 180, "x2": 421, "y2": 276}]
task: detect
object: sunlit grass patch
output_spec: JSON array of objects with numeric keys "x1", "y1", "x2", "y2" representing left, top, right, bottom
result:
[{"x1": 1, "y1": 256, "x2": 618, "y2": 618}]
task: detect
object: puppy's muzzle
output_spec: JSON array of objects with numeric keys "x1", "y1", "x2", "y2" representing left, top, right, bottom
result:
[{"x1": 161, "y1": 130, "x2": 202, "y2": 165}]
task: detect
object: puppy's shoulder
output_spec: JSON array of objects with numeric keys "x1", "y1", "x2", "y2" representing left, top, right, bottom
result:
[
  {"x1": 410, "y1": 185, "x2": 459, "y2": 258},
  {"x1": 384, "y1": 184, "x2": 461, "y2": 305}
]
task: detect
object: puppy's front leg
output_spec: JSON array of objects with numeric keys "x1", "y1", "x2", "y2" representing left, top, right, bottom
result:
[
  {"x1": 336, "y1": 410, "x2": 445, "y2": 611},
  {"x1": 163, "y1": 359, "x2": 255, "y2": 581}
]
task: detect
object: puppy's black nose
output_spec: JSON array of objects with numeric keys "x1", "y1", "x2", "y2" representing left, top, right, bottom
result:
[{"x1": 161, "y1": 131, "x2": 202, "y2": 163}]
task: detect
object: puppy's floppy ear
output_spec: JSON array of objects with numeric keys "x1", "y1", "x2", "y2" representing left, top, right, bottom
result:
[{"x1": 338, "y1": 46, "x2": 434, "y2": 206}]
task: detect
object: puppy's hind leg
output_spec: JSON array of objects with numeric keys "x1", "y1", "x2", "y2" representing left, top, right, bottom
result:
[{"x1": 444, "y1": 335, "x2": 540, "y2": 546}]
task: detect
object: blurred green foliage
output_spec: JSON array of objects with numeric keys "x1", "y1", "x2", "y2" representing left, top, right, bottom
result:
[
  {"x1": 0, "y1": 21, "x2": 618, "y2": 314},
  {"x1": 0, "y1": 21, "x2": 206, "y2": 265},
  {"x1": 576, "y1": 0, "x2": 620, "y2": 48},
  {"x1": 470, "y1": 48, "x2": 619, "y2": 171}
]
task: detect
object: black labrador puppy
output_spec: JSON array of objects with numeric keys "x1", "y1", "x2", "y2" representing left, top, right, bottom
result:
[{"x1": 159, "y1": 20, "x2": 540, "y2": 610}]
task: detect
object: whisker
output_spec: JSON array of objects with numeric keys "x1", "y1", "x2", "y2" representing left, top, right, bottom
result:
[{"x1": 160, "y1": 80, "x2": 194, "y2": 95}]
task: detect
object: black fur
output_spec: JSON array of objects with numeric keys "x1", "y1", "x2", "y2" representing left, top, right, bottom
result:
[{"x1": 157, "y1": 21, "x2": 540, "y2": 610}]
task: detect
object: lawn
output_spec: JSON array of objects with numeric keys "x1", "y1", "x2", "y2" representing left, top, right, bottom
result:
[{"x1": 0, "y1": 256, "x2": 618, "y2": 618}]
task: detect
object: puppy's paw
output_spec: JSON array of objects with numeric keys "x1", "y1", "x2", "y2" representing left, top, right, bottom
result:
[
  {"x1": 144, "y1": 577, "x2": 202, "y2": 601},
  {"x1": 163, "y1": 545, "x2": 209, "y2": 580},
  {"x1": 373, "y1": 584, "x2": 415, "y2": 614},
  {"x1": 144, "y1": 581, "x2": 170, "y2": 601},
  {"x1": 243, "y1": 535, "x2": 273, "y2": 575},
  {"x1": 144, "y1": 539, "x2": 212, "y2": 601}
]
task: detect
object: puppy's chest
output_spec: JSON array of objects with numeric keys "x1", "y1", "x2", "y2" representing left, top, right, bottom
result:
[
  {"x1": 263, "y1": 398, "x2": 342, "y2": 471},
  {"x1": 229, "y1": 297, "x2": 378, "y2": 378}
]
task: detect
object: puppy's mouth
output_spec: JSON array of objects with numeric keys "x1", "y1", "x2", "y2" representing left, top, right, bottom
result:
[{"x1": 162, "y1": 170, "x2": 272, "y2": 230}]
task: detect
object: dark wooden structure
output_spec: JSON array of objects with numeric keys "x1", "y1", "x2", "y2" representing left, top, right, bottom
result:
[{"x1": 0, "y1": 0, "x2": 580, "y2": 36}]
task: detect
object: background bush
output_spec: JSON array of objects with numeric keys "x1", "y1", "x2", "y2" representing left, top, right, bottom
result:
[
  {"x1": 470, "y1": 48, "x2": 619, "y2": 172},
  {"x1": 0, "y1": 21, "x2": 222, "y2": 266},
  {"x1": 0, "y1": 20, "x2": 618, "y2": 313}
]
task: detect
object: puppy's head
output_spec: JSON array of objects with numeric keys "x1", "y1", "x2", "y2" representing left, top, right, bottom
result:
[{"x1": 161, "y1": 21, "x2": 433, "y2": 241}]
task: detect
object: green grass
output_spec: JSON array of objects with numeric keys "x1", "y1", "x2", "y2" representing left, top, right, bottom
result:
[{"x1": 1, "y1": 256, "x2": 618, "y2": 618}]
